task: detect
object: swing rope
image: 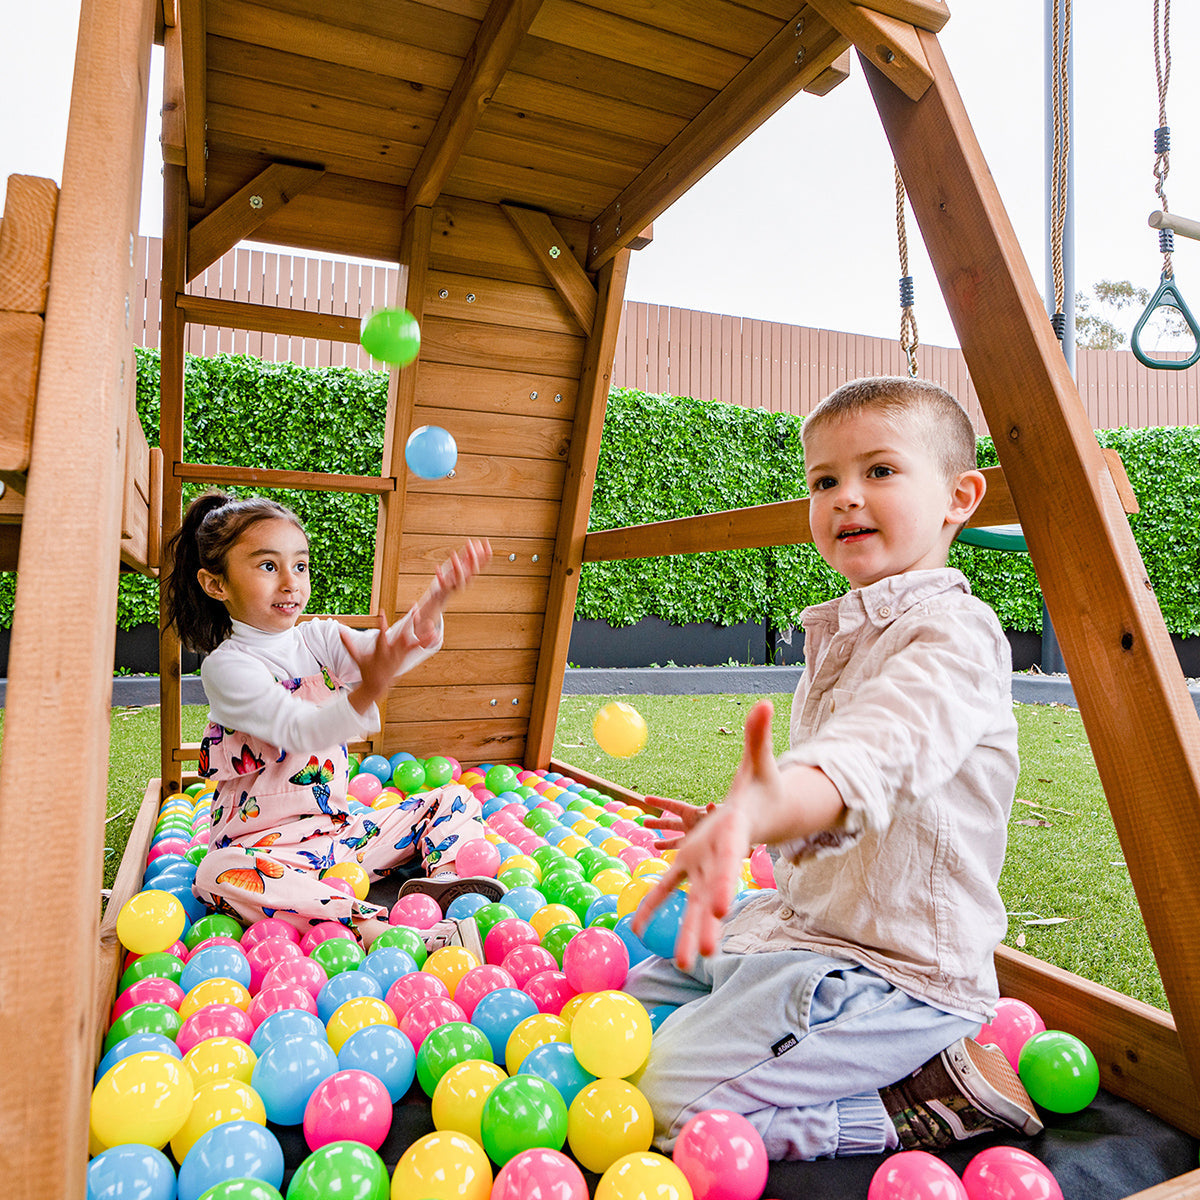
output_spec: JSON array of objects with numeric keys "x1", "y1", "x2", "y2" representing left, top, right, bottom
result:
[
  {"x1": 895, "y1": 164, "x2": 919, "y2": 378},
  {"x1": 1048, "y1": 0, "x2": 1071, "y2": 340},
  {"x1": 1132, "y1": 0, "x2": 1200, "y2": 370}
]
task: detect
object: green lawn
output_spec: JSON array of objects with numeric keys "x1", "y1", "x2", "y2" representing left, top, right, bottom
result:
[{"x1": 0, "y1": 692, "x2": 1165, "y2": 1010}]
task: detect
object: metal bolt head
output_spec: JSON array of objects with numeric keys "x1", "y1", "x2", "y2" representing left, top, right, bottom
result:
[
  {"x1": 530, "y1": 391, "x2": 538, "y2": 400},
  {"x1": 466, "y1": 293, "x2": 476, "y2": 303},
  {"x1": 509, "y1": 553, "x2": 516, "y2": 562},
  {"x1": 490, "y1": 698, "x2": 498, "y2": 707},
  {"x1": 446, "y1": 469, "x2": 456, "y2": 478},
  {"x1": 511, "y1": 698, "x2": 519, "y2": 706},
  {"x1": 531, "y1": 554, "x2": 539, "y2": 563},
  {"x1": 549, "y1": 245, "x2": 561, "y2": 259},
  {"x1": 249, "y1": 194, "x2": 263, "y2": 209},
  {"x1": 796, "y1": 45, "x2": 806, "y2": 64},
  {"x1": 439, "y1": 288, "x2": 449, "y2": 299},
  {"x1": 554, "y1": 394, "x2": 562, "y2": 403},
  {"x1": 880, "y1": 46, "x2": 896, "y2": 64}
]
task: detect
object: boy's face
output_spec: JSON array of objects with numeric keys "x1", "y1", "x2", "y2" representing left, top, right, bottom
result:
[{"x1": 804, "y1": 411, "x2": 972, "y2": 590}]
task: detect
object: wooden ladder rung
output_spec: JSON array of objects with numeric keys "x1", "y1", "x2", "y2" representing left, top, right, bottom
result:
[{"x1": 175, "y1": 462, "x2": 395, "y2": 494}]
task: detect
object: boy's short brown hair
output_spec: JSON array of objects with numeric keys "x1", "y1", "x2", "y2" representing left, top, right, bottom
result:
[{"x1": 801, "y1": 376, "x2": 978, "y2": 482}]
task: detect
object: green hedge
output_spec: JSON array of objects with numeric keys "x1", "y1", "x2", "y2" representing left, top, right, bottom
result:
[{"x1": 1, "y1": 357, "x2": 1197, "y2": 640}]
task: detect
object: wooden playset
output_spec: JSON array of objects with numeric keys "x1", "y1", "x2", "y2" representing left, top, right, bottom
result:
[{"x1": 2, "y1": 0, "x2": 1200, "y2": 1195}]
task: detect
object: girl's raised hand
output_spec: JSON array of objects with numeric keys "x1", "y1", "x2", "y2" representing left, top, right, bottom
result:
[{"x1": 410, "y1": 538, "x2": 492, "y2": 647}]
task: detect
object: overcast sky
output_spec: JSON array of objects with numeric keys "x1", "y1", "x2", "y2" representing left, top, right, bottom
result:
[{"x1": 4, "y1": 1, "x2": 1198, "y2": 349}]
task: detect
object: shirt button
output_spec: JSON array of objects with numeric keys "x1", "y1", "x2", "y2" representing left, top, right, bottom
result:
[
  {"x1": 879, "y1": 605, "x2": 891, "y2": 617},
  {"x1": 779, "y1": 907, "x2": 795, "y2": 920}
]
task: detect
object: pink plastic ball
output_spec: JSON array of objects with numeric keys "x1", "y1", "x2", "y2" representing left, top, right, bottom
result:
[
  {"x1": 399, "y1": 995, "x2": 467, "y2": 1052},
  {"x1": 454, "y1": 964, "x2": 516, "y2": 1019},
  {"x1": 485, "y1": 918, "x2": 542, "y2": 965},
  {"x1": 147, "y1": 839, "x2": 190, "y2": 863},
  {"x1": 492, "y1": 1147, "x2": 588, "y2": 1200},
  {"x1": 303, "y1": 1068, "x2": 393, "y2": 1151},
  {"x1": 390, "y1": 893, "x2": 443, "y2": 930},
  {"x1": 524, "y1": 969, "x2": 576, "y2": 1015},
  {"x1": 673, "y1": 1109, "x2": 770, "y2": 1200},
  {"x1": 187, "y1": 830, "x2": 211, "y2": 848},
  {"x1": 324, "y1": 875, "x2": 357, "y2": 899},
  {"x1": 299, "y1": 922, "x2": 356, "y2": 956},
  {"x1": 562, "y1": 926, "x2": 630, "y2": 993},
  {"x1": 187, "y1": 935, "x2": 243, "y2": 961},
  {"x1": 111, "y1": 977, "x2": 185, "y2": 1022},
  {"x1": 247, "y1": 981, "x2": 318, "y2": 1027},
  {"x1": 454, "y1": 838, "x2": 502, "y2": 879},
  {"x1": 627, "y1": 826, "x2": 658, "y2": 850},
  {"x1": 962, "y1": 1147, "x2": 1063, "y2": 1200},
  {"x1": 618, "y1": 846, "x2": 654, "y2": 871},
  {"x1": 500, "y1": 944, "x2": 559, "y2": 988},
  {"x1": 262, "y1": 956, "x2": 328, "y2": 999},
  {"x1": 977, "y1": 997, "x2": 1047, "y2": 1072},
  {"x1": 245, "y1": 936, "x2": 305, "y2": 994},
  {"x1": 748, "y1": 845, "x2": 776, "y2": 889},
  {"x1": 241, "y1": 916, "x2": 302, "y2": 955},
  {"x1": 535, "y1": 800, "x2": 565, "y2": 818},
  {"x1": 869, "y1": 1150, "x2": 968, "y2": 1200},
  {"x1": 385, "y1": 973, "x2": 450, "y2": 1023},
  {"x1": 175, "y1": 1003, "x2": 254, "y2": 1054},
  {"x1": 347, "y1": 773, "x2": 382, "y2": 804}
]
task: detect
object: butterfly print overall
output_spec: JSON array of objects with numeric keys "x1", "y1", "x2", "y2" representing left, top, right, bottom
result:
[{"x1": 191, "y1": 663, "x2": 486, "y2": 932}]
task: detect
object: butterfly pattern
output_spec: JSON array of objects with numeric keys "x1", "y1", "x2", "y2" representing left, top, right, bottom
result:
[{"x1": 214, "y1": 833, "x2": 285, "y2": 895}]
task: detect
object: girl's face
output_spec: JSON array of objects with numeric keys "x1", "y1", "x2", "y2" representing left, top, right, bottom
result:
[{"x1": 198, "y1": 518, "x2": 311, "y2": 633}]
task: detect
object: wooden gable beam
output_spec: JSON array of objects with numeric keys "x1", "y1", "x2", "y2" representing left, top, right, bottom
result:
[
  {"x1": 501, "y1": 204, "x2": 596, "y2": 333},
  {"x1": 587, "y1": 8, "x2": 851, "y2": 271},
  {"x1": 865, "y1": 33, "x2": 1200, "y2": 1101},
  {"x1": 160, "y1": 0, "x2": 207, "y2": 205},
  {"x1": 854, "y1": 0, "x2": 949, "y2": 32},
  {"x1": 404, "y1": 0, "x2": 544, "y2": 217},
  {"x1": 806, "y1": 0, "x2": 932, "y2": 100},
  {"x1": 186, "y1": 163, "x2": 324, "y2": 282}
]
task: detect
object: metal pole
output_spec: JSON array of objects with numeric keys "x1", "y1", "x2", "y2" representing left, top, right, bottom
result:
[{"x1": 1040, "y1": 0, "x2": 1074, "y2": 673}]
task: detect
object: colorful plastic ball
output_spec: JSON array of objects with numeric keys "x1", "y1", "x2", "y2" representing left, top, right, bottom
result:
[
  {"x1": 183, "y1": 1036, "x2": 258, "y2": 1087},
  {"x1": 962, "y1": 1146, "x2": 1063, "y2": 1200},
  {"x1": 423, "y1": 945, "x2": 480, "y2": 997},
  {"x1": 262, "y1": 955, "x2": 328, "y2": 1001},
  {"x1": 525, "y1": 969, "x2": 577, "y2": 1016},
  {"x1": 244, "y1": 938, "x2": 303, "y2": 994},
  {"x1": 596, "y1": 1151, "x2": 693, "y2": 1199},
  {"x1": 563, "y1": 926, "x2": 630, "y2": 993},
  {"x1": 431, "y1": 1059, "x2": 509, "y2": 1145},
  {"x1": 400, "y1": 995, "x2": 469, "y2": 1052},
  {"x1": 612, "y1": 915, "x2": 653, "y2": 967},
  {"x1": 480, "y1": 1074, "x2": 569, "y2": 1167},
  {"x1": 326, "y1": 995, "x2": 398, "y2": 1054},
  {"x1": 95, "y1": 1033, "x2": 182, "y2": 1082},
  {"x1": 300, "y1": 922, "x2": 356, "y2": 956},
  {"x1": 391, "y1": 1130, "x2": 492, "y2": 1200},
  {"x1": 358, "y1": 945, "x2": 420, "y2": 995},
  {"x1": 193, "y1": 1180, "x2": 282, "y2": 1200},
  {"x1": 250, "y1": 1033, "x2": 338, "y2": 1125},
  {"x1": 492, "y1": 1147, "x2": 589, "y2": 1200},
  {"x1": 454, "y1": 963, "x2": 517, "y2": 1019},
  {"x1": 249, "y1": 1007, "x2": 325, "y2": 1055},
  {"x1": 671, "y1": 1109, "x2": 769, "y2": 1200},
  {"x1": 475, "y1": 903, "x2": 520, "y2": 941},
  {"x1": 486, "y1": 764, "x2": 520, "y2": 794},
  {"x1": 485, "y1": 917, "x2": 541, "y2": 965},
  {"x1": 567, "y1": 1078, "x2": 654, "y2": 1174},
  {"x1": 103, "y1": 1002, "x2": 183, "y2": 1054},
  {"x1": 447, "y1": 892, "x2": 493, "y2": 920},
  {"x1": 185, "y1": 913, "x2": 243, "y2": 951},
  {"x1": 592, "y1": 703, "x2": 648, "y2": 758},
  {"x1": 87, "y1": 1144, "x2": 177, "y2": 1200},
  {"x1": 499, "y1": 886, "x2": 548, "y2": 923},
  {"x1": 181, "y1": 944, "x2": 253, "y2": 994},
  {"x1": 371, "y1": 924, "x2": 428, "y2": 965},
  {"x1": 519, "y1": 1041, "x2": 597, "y2": 1108},
  {"x1": 392, "y1": 758, "x2": 427, "y2": 794},
  {"x1": 416, "y1": 1020, "x2": 496, "y2": 1096},
  {"x1": 505, "y1": 1013, "x2": 571, "y2": 1074},
  {"x1": 471, "y1": 987, "x2": 540, "y2": 1067},
  {"x1": 539, "y1": 923, "x2": 580, "y2": 968},
  {"x1": 240, "y1": 917, "x2": 300, "y2": 952},
  {"x1": 390, "y1": 892, "x2": 443, "y2": 929},
  {"x1": 747, "y1": 844, "x2": 775, "y2": 889},
  {"x1": 405, "y1": 423, "x2": 458, "y2": 479},
  {"x1": 176, "y1": 1004, "x2": 255, "y2": 1054},
  {"x1": 338, "y1": 1023, "x2": 417, "y2": 1103},
  {"x1": 347, "y1": 772, "x2": 383, "y2": 804},
  {"x1": 111, "y1": 976, "x2": 186, "y2": 1022},
  {"x1": 360, "y1": 306, "x2": 421, "y2": 367},
  {"x1": 424, "y1": 755, "x2": 455, "y2": 788},
  {"x1": 169, "y1": 1078, "x2": 266, "y2": 1162},
  {"x1": 571, "y1": 990, "x2": 652, "y2": 1079},
  {"x1": 868, "y1": 1149, "x2": 968, "y2": 1200},
  {"x1": 288, "y1": 1141, "x2": 390, "y2": 1200},
  {"x1": 322, "y1": 861, "x2": 371, "y2": 900},
  {"x1": 1017, "y1": 1030, "x2": 1100, "y2": 1113},
  {"x1": 531, "y1": 903, "x2": 580, "y2": 939},
  {"x1": 180, "y1": 977, "x2": 253, "y2": 1020},
  {"x1": 453, "y1": 837, "x2": 502, "y2": 879},
  {"x1": 386, "y1": 971, "x2": 450, "y2": 1023},
  {"x1": 90, "y1": 1052, "x2": 193, "y2": 1150},
  {"x1": 303, "y1": 1068, "x2": 393, "y2": 1152},
  {"x1": 308, "y1": 935, "x2": 365, "y2": 978},
  {"x1": 358, "y1": 753, "x2": 394, "y2": 785},
  {"x1": 177, "y1": 1120, "x2": 284, "y2": 1200},
  {"x1": 316, "y1": 970, "x2": 384, "y2": 1023},
  {"x1": 246, "y1": 981, "x2": 319, "y2": 1028},
  {"x1": 501, "y1": 944, "x2": 559, "y2": 988},
  {"x1": 558, "y1": 881, "x2": 603, "y2": 924},
  {"x1": 117, "y1": 891, "x2": 187, "y2": 956},
  {"x1": 638, "y1": 887, "x2": 688, "y2": 961},
  {"x1": 978, "y1": 997, "x2": 1047, "y2": 1072},
  {"x1": 119, "y1": 950, "x2": 187, "y2": 992}
]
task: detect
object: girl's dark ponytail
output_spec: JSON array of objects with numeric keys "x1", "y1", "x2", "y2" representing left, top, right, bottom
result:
[{"x1": 164, "y1": 490, "x2": 305, "y2": 653}]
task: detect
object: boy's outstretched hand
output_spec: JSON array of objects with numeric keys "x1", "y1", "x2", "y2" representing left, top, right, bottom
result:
[
  {"x1": 642, "y1": 794, "x2": 715, "y2": 851},
  {"x1": 631, "y1": 699, "x2": 845, "y2": 971}
]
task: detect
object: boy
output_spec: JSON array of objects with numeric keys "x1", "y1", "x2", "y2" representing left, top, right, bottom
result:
[{"x1": 629, "y1": 376, "x2": 1042, "y2": 1161}]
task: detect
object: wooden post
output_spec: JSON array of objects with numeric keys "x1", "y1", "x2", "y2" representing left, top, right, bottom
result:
[
  {"x1": 524, "y1": 251, "x2": 631, "y2": 765},
  {"x1": 865, "y1": 33, "x2": 1200, "y2": 1096},
  {"x1": 0, "y1": 0, "x2": 155, "y2": 1191}
]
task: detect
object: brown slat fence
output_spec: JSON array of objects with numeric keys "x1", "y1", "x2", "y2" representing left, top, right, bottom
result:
[{"x1": 134, "y1": 238, "x2": 1200, "y2": 431}]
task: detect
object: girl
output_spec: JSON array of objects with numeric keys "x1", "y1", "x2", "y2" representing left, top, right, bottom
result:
[{"x1": 165, "y1": 490, "x2": 500, "y2": 944}]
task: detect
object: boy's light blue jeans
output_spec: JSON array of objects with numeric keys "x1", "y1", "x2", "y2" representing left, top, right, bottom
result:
[{"x1": 625, "y1": 942, "x2": 979, "y2": 1161}]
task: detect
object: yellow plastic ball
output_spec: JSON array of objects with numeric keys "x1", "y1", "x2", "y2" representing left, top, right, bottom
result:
[
  {"x1": 600, "y1": 836, "x2": 631, "y2": 856},
  {"x1": 430, "y1": 1059, "x2": 508, "y2": 1145},
  {"x1": 558, "y1": 992, "x2": 594, "y2": 1027},
  {"x1": 391, "y1": 1130, "x2": 492, "y2": 1200},
  {"x1": 484, "y1": 830, "x2": 503, "y2": 845},
  {"x1": 458, "y1": 771, "x2": 484, "y2": 788},
  {"x1": 530, "y1": 905, "x2": 581, "y2": 938},
  {"x1": 170, "y1": 1078, "x2": 266, "y2": 1163},
  {"x1": 593, "y1": 702, "x2": 649, "y2": 758},
  {"x1": 557, "y1": 835, "x2": 589, "y2": 858},
  {"x1": 596, "y1": 1151, "x2": 694, "y2": 1200},
  {"x1": 326, "y1": 995, "x2": 398, "y2": 1053},
  {"x1": 373, "y1": 793, "x2": 401, "y2": 810},
  {"x1": 571, "y1": 819, "x2": 601, "y2": 836},
  {"x1": 617, "y1": 806, "x2": 644, "y2": 820},
  {"x1": 323, "y1": 861, "x2": 371, "y2": 900},
  {"x1": 90, "y1": 1051, "x2": 193, "y2": 1151},
  {"x1": 182, "y1": 1036, "x2": 257, "y2": 1087},
  {"x1": 116, "y1": 891, "x2": 186, "y2": 956},
  {"x1": 661, "y1": 849, "x2": 678, "y2": 864},
  {"x1": 179, "y1": 976, "x2": 252, "y2": 1019},
  {"x1": 423, "y1": 945, "x2": 480, "y2": 998},
  {"x1": 505, "y1": 1013, "x2": 570, "y2": 1074},
  {"x1": 579, "y1": 804, "x2": 604, "y2": 820},
  {"x1": 616, "y1": 878, "x2": 657, "y2": 920},
  {"x1": 570, "y1": 991, "x2": 652, "y2": 1079},
  {"x1": 632, "y1": 858, "x2": 671, "y2": 880},
  {"x1": 568, "y1": 1078, "x2": 654, "y2": 1174},
  {"x1": 497, "y1": 854, "x2": 541, "y2": 883},
  {"x1": 591, "y1": 868, "x2": 633, "y2": 898}
]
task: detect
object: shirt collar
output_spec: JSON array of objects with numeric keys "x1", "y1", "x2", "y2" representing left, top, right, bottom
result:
[{"x1": 802, "y1": 568, "x2": 972, "y2": 631}]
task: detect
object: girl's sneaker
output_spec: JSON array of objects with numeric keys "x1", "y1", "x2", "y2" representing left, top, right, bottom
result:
[
  {"x1": 880, "y1": 1037, "x2": 1044, "y2": 1149},
  {"x1": 397, "y1": 873, "x2": 507, "y2": 913}
]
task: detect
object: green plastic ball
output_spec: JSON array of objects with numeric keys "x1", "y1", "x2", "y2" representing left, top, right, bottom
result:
[
  {"x1": 285, "y1": 1141, "x2": 389, "y2": 1200},
  {"x1": 423, "y1": 755, "x2": 454, "y2": 788},
  {"x1": 119, "y1": 950, "x2": 185, "y2": 992},
  {"x1": 184, "y1": 913, "x2": 243, "y2": 950},
  {"x1": 1018, "y1": 1029, "x2": 1100, "y2": 1113},
  {"x1": 393, "y1": 759, "x2": 427, "y2": 794},
  {"x1": 309, "y1": 937, "x2": 365, "y2": 978},
  {"x1": 415, "y1": 1020, "x2": 494, "y2": 1097},
  {"x1": 102, "y1": 1002, "x2": 182, "y2": 1054},
  {"x1": 540, "y1": 923, "x2": 579, "y2": 968},
  {"x1": 479, "y1": 1074, "x2": 568, "y2": 1167},
  {"x1": 359, "y1": 308, "x2": 421, "y2": 367},
  {"x1": 485, "y1": 765, "x2": 520, "y2": 795},
  {"x1": 473, "y1": 903, "x2": 519, "y2": 939}
]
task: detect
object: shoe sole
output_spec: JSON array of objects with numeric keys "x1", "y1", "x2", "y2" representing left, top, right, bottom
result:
[
  {"x1": 397, "y1": 875, "x2": 508, "y2": 914},
  {"x1": 946, "y1": 1039, "x2": 1044, "y2": 1136}
]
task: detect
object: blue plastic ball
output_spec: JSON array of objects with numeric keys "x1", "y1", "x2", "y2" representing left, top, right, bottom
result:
[
  {"x1": 446, "y1": 893, "x2": 492, "y2": 920},
  {"x1": 358, "y1": 754, "x2": 394, "y2": 786},
  {"x1": 647, "y1": 1003, "x2": 678, "y2": 1032},
  {"x1": 94, "y1": 1032, "x2": 182, "y2": 1083},
  {"x1": 177, "y1": 1120, "x2": 285, "y2": 1200},
  {"x1": 87, "y1": 1144, "x2": 176, "y2": 1200},
  {"x1": 518, "y1": 1041, "x2": 596, "y2": 1107},
  {"x1": 180, "y1": 943, "x2": 252, "y2": 993},
  {"x1": 250, "y1": 1033, "x2": 338, "y2": 1125},
  {"x1": 338, "y1": 1024, "x2": 417, "y2": 1103},
  {"x1": 404, "y1": 425, "x2": 457, "y2": 479},
  {"x1": 638, "y1": 889, "x2": 688, "y2": 960},
  {"x1": 249, "y1": 1008, "x2": 325, "y2": 1055},
  {"x1": 357, "y1": 946, "x2": 419, "y2": 994},
  {"x1": 613, "y1": 914, "x2": 654, "y2": 967},
  {"x1": 316, "y1": 970, "x2": 383, "y2": 1023},
  {"x1": 500, "y1": 886, "x2": 548, "y2": 922},
  {"x1": 471, "y1": 987, "x2": 539, "y2": 1068}
]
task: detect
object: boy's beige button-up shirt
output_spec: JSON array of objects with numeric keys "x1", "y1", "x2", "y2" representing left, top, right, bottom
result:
[{"x1": 721, "y1": 569, "x2": 1018, "y2": 1020}]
